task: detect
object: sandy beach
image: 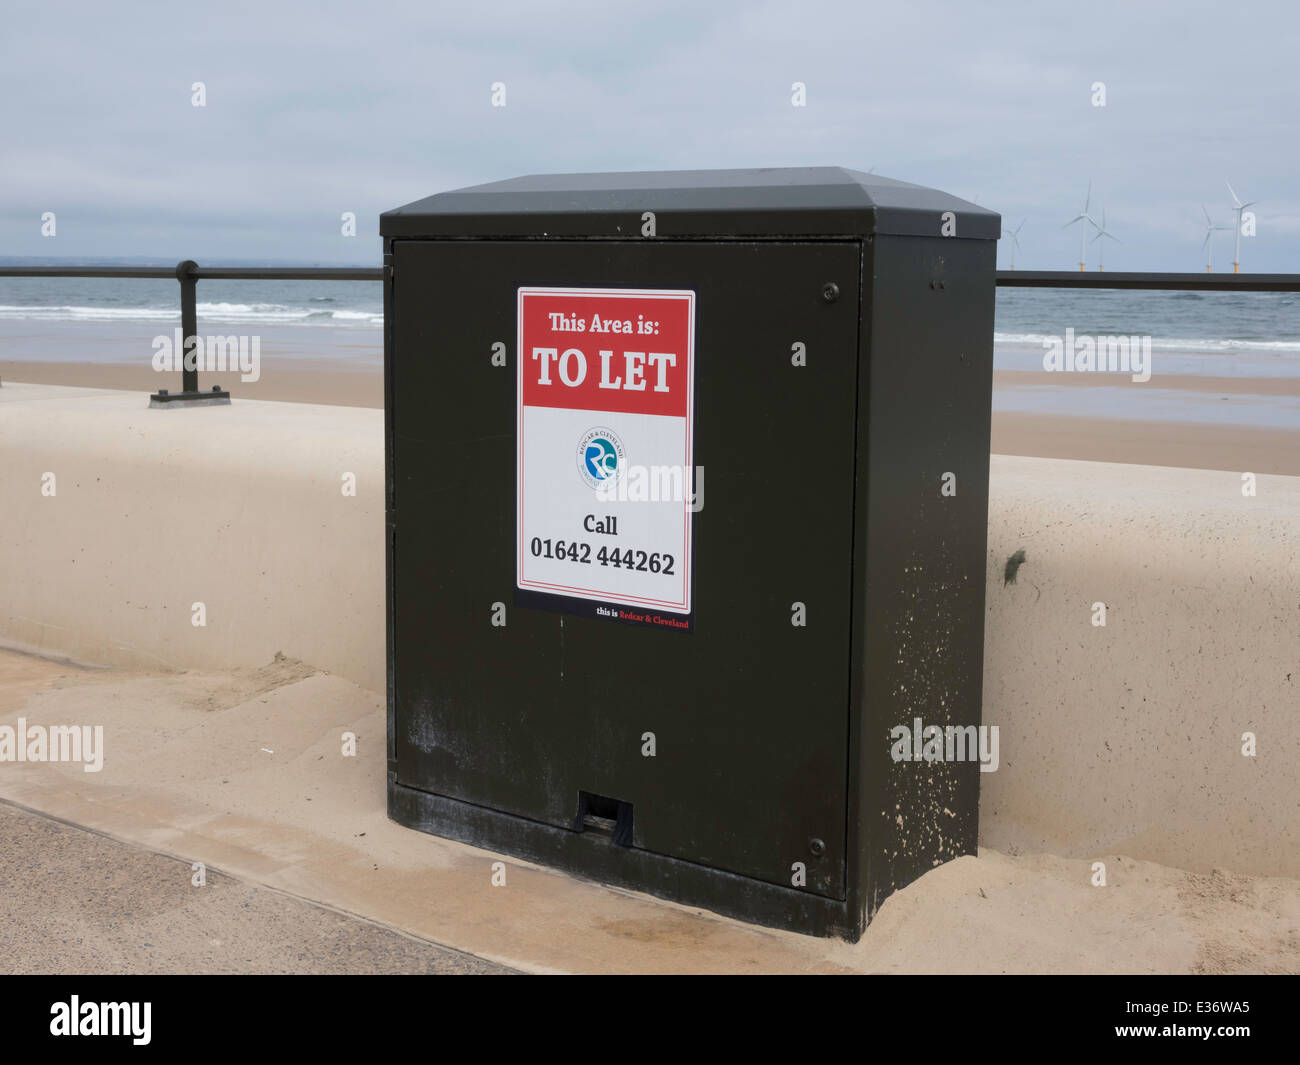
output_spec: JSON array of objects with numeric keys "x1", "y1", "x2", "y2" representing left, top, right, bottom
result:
[
  {"x1": 5, "y1": 356, "x2": 1297, "y2": 475},
  {"x1": 0, "y1": 357, "x2": 384, "y2": 409},
  {"x1": 0, "y1": 321, "x2": 385, "y2": 408},
  {"x1": 990, "y1": 411, "x2": 1300, "y2": 475}
]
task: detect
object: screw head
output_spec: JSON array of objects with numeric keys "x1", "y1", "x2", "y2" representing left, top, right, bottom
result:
[
  {"x1": 821, "y1": 282, "x2": 839, "y2": 303},
  {"x1": 809, "y1": 837, "x2": 826, "y2": 858}
]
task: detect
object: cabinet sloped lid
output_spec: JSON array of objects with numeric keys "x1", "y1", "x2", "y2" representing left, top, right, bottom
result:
[{"x1": 380, "y1": 167, "x2": 1000, "y2": 240}]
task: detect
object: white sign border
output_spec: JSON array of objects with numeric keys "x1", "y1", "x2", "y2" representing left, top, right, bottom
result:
[{"x1": 516, "y1": 285, "x2": 696, "y2": 615}]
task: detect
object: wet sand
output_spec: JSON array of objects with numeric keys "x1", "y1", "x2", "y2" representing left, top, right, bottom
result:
[
  {"x1": 4, "y1": 358, "x2": 1297, "y2": 474},
  {"x1": 0, "y1": 357, "x2": 384, "y2": 408},
  {"x1": 991, "y1": 412, "x2": 1300, "y2": 475}
]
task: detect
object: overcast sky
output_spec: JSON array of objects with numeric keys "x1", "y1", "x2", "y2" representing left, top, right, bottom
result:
[{"x1": 2, "y1": 0, "x2": 1296, "y2": 270}]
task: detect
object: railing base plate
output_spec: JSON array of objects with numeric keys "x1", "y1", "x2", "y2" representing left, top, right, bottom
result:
[{"x1": 149, "y1": 388, "x2": 231, "y2": 408}]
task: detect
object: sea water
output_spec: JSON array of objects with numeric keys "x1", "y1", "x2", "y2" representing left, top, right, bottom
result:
[{"x1": 0, "y1": 275, "x2": 1295, "y2": 427}]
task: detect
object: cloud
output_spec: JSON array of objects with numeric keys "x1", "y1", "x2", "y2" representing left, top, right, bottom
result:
[{"x1": 1, "y1": 0, "x2": 1295, "y2": 269}]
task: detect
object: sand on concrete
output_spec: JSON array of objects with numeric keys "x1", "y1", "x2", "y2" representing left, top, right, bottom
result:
[
  {"x1": 0, "y1": 382, "x2": 384, "y2": 691},
  {"x1": 983, "y1": 456, "x2": 1300, "y2": 880},
  {"x1": 1, "y1": 648, "x2": 1296, "y2": 975},
  {"x1": 2, "y1": 378, "x2": 1296, "y2": 971},
  {"x1": 3, "y1": 383, "x2": 1296, "y2": 879}
]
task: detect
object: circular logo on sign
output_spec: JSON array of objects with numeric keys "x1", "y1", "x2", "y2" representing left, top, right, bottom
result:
[{"x1": 577, "y1": 427, "x2": 626, "y2": 490}]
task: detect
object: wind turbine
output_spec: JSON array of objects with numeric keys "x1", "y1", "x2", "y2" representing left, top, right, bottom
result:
[
  {"x1": 1225, "y1": 181, "x2": 1257, "y2": 274},
  {"x1": 1002, "y1": 219, "x2": 1025, "y2": 269},
  {"x1": 1201, "y1": 205, "x2": 1231, "y2": 273},
  {"x1": 1064, "y1": 180, "x2": 1099, "y2": 271},
  {"x1": 1090, "y1": 207, "x2": 1119, "y2": 271}
]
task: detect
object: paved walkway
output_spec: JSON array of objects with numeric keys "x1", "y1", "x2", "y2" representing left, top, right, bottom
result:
[{"x1": 0, "y1": 802, "x2": 511, "y2": 975}]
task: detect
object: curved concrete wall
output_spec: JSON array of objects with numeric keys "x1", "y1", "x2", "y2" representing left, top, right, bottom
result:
[
  {"x1": 981, "y1": 455, "x2": 1298, "y2": 878},
  {"x1": 0, "y1": 384, "x2": 383, "y2": 690},
  {"x1": 1, "y1": 384, "x2": 1294, "y2": 876}
]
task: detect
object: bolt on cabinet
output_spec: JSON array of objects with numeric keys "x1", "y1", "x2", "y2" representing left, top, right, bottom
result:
[{"x1": 381, "y1": 168, "x2": 1000, "y2": 939}]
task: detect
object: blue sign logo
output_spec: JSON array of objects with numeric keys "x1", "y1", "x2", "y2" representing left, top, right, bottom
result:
[{"x1": 576, "y1": 427, "x2": 626, "y2": 490}]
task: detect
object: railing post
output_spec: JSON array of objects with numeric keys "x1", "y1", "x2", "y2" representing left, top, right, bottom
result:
[
  {"x1": 179, "y1": 259, "x2": 198, "y2": 395},
  {"x1": 149, "y1": 260, "x2": 231, "y2": 408}
]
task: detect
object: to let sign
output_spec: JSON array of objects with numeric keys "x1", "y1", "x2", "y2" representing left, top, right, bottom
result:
[{"x1": 516, "y1": 286, "x2": 696, "y2": 630}]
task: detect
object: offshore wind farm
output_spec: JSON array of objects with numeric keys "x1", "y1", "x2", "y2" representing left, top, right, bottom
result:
[
  {"x1": 1063, "y1": 180, "x2": 1100, "y2": 271},
  {"x1": 998, "y1": 178, "x2": 1259, "y2": 274}
]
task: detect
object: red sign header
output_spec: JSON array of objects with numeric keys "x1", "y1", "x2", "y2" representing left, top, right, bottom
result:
[{"x1": 518, "y1": 289, "x2": 694, "y2": 418}]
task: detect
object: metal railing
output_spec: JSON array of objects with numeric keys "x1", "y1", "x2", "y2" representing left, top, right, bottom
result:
[
  {"x1": 0, "y1": 261, "x2": 1295, "y2": 404},
  {"x1": 994, "y1": 270, "x2": 1300, "y2": 291},
  {"x1": 0, "y1": 261, "x2": 385, "y2": 405}
]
